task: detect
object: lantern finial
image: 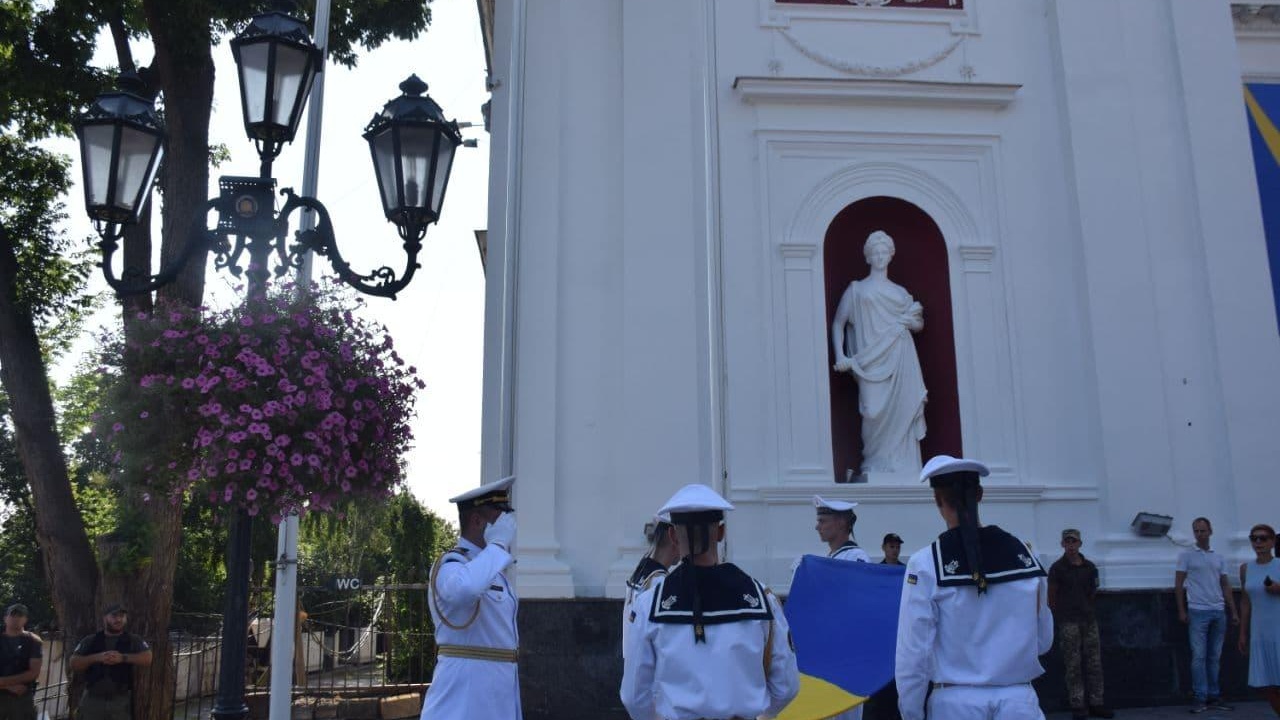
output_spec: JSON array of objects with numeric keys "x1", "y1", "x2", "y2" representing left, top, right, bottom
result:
[
  {"x1": 399, "y1": 75, "x2": 428, "y2": 97},
  {"x1": 116, "y1": 70, "x2": 149, "y2": 97}
]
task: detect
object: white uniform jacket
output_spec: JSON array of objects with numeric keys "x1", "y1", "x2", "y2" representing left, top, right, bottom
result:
[
  {"x1": 620, "y1": 562, "x2": 800, "y2": 720},
  {"x1": 421, "y1": 537, "x2": 521, "y2": 720},
  {"x1": 894, "y1": 526, "x2": 1053, "y2": 720}
]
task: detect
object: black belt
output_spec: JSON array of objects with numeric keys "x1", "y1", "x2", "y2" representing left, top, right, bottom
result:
[{"x1": 931, "y1": 681, "x2": 1031, "y2": 690}]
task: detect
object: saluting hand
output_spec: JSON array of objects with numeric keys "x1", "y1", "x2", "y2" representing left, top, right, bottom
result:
[{"x1": 485, "y1": 512, "x2": 517, "y2": 551}]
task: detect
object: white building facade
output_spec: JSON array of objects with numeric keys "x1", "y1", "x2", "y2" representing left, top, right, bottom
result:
[{"x1": 478, "y1": 0, "x2": 1280, "y2": 602}]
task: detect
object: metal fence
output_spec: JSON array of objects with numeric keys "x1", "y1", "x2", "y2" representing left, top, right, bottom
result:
[{"x1": 30, "y1": 590, "x2": 434, "y2": 719}]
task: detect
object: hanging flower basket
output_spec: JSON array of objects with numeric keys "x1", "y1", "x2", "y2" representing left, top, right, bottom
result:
[{"x1": 97, "y1": 284, "x2": 425, "y2": 521}]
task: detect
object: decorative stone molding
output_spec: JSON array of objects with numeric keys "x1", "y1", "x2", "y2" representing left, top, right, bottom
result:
[
  {"x1": 776, "y1": 27, "x2": 963, "y2": 78},
  {"x1": 739, "y1": 483, "x2": 1064, "y2": 505},
  {"x1": 958, "y1": 244, "x2": 997, "y2": 272},
  {"x1": 760, "y1": 0, "x2": 979, "y2": 35},
  {"x1": 733, "y1": 76, "x2": 1020, "y2": 108}
]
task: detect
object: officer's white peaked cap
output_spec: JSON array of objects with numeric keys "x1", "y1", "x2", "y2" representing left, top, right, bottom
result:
[
  {"x1": 657, "y1": 484, "x2": 734, "y2": 517},
  {"x1": 813, "y1": 495, "x2": 858, "y2": 513},
  {"x1": 919, "y1": 455, "x2": 990, "y2": 483},
  {"x1": 449, "y1": 475, "x2": 515, "y2": 510}
]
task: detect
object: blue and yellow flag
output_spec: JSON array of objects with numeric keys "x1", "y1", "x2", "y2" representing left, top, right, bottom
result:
[
  {"x1": 1244, "y1": 83, "x2": 1280, "y2": 334},
  {"x1": 779, "y1": 556, "x2": 905, "y2": 720}
]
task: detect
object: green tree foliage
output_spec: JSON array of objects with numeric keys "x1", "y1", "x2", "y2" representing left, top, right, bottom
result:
[
  {"x1": 0, "y1": 136, "x2": 97, "y2": 358},
  {"x1": 0, "y1": 0, "x2": 107, "y2": 139},
  {"x1": 1, "y1": 3, "x2": 439, "y2": 714},
  {"x1": 0, "y1": 392, "x2": 50, "y2": 625},
  {"x1": 297, "y1": 491, "x2": 454, "y2": 683}
]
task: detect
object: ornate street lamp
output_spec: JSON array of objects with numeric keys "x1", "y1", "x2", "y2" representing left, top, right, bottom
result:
[
  {"x1": 71, "y1": 5, "x2": 466, "y2": 720},
  {"x1": 73, "y1": 72, "x2": 165, "y2": 235},
  {"x1": 230, "y1": 0, "x2": 322, "y2": 171},
  {"x1": 364, "y1": 75, "x2": 463, "y2": 243}
]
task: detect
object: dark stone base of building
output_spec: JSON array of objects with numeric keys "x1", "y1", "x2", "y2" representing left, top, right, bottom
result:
[{"x1": 517, "y1": 590, "x2": 1257, "y2": 720}]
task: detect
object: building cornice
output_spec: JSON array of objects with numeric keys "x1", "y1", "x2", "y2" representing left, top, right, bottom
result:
[{"x1": 733, "y1": 76, "x2": 1020, "y2": 108}]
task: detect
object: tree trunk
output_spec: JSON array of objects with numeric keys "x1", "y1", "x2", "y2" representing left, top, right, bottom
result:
[
  {"x1": 121, "y1": 492, "x2": 184, "y2": 720},
  {"x1": 117, "y1": 7, "x2": 216, "y2": 719},
  {"x1": 0, "y1": 229, "x2": 100, "y2": 642},
  {"x1": 143, "y1": 0, "x2": 214, "y2": 311}
]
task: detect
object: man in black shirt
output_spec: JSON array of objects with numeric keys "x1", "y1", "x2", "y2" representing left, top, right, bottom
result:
[
  {"x1": 70, "y1": 604, "x2": 152, "y2": 720},
  {"x1": 880, "y1": 533, "x2": 906, "y2": 566},
  {"x1": 1048, "y1": 529, "x2": 1114, "y2": 720},
  {"x1": 0, "y1": 603, "x2": 42, "y2": 720}
]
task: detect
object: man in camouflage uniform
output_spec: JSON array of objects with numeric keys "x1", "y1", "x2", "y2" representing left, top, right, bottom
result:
[{"x1": 1047, "y1": 529, "x2": 1114, "y2": 720}]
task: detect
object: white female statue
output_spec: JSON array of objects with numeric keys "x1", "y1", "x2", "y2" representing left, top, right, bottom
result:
[{"x1": 830, "y1": 230, "x2": 928, "y2": 475}]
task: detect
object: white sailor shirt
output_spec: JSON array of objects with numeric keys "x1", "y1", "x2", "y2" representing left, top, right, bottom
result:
[
  {"x1": 894, "y1": 531, "x2": 1053, "y2": 720},
  {"x1": 830, "y1": 540, "x2": 871, "y2": 563},
  {"x1": 420, "y1": 536, "x2": 521, "y2": 720},
  {"x1": 622, "y1": 556, "x2": 669, "y2": 660},
  {"x1": 620, "y1": 563, "x2": 800, "y2": 720}
]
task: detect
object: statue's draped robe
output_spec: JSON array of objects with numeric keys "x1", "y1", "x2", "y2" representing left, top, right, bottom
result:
[{"x1": 838, "y1": 279, "x2": 927, "y2": 473}]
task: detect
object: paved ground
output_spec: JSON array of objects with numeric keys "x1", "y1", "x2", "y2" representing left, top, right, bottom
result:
[{"x1": 1047, "y1": 702, "x2": 1275, "y2": 719}]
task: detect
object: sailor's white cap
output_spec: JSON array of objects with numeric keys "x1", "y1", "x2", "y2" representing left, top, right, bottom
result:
[
  {"x1": 813, "y1": 495, "x2": 858, "y2": 513},
  {"x1": 448, "y1": 475, "x2": 515, "y2": 511},
  {"x1": 657, "y1": 484, "x2": 734, "y2": 520},
  {"x1": 919, "y1": 455, "x2": 990, "y2": 484}
]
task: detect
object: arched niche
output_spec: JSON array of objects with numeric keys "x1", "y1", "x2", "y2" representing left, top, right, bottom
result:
[{"x1": 823, "y1": 196, "x2": 963, "y2": 481}]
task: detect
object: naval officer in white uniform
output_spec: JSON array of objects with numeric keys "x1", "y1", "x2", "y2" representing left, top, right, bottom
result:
[
  {"x1": 895, "y1": 456, "x2": 1053, "y2": 720},
  {"x1": 621, "y1": 484, "x2": 800, "y2": 720},
  {"x1": 421, "y1": 476, "x2": 521, "y2": 720}
]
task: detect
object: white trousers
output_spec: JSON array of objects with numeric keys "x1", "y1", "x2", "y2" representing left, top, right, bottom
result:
[{"x1": 925, "y1": 684, "x2": 1045, "y2": 720}]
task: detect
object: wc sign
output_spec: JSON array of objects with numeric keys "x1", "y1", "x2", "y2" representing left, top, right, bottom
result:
[{"x1": 331, "y1": 577, "x2": 363, "y2": 591}]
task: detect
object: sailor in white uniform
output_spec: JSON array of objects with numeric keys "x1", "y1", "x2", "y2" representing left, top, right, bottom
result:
[
  {"x1": 621, "y1": 484, "x2": 800, "y2": 720},
  {"x1": 815, "y1": 495, "x2": 871, "y2": 562},
  {"x1": 895, "y1": 456, "x2": 1054, "y2": 720},
  {"x1": 622, "y1": 514, "x2": 678, "y2": 659},
  {"x1": 421, "y1": 476, "x2": 521, "y2": 720},
  {"x1": 811, "y1": 497, "x2": 869, "y2": 720}
]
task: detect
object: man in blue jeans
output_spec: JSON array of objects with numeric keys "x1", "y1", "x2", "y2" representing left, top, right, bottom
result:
[{"x1": 1175, "y1": 517, "x2": 1239, "y2": 713}]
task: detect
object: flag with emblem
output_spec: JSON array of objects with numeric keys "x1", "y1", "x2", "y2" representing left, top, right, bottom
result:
[{"x1": 777, "y1": 555, "x2": 905, "y2": 720}]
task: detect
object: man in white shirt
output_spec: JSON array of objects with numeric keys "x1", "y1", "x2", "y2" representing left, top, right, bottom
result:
[
  {"x1": 621, "y1": 484, "x2": 799, "y2": 720},
  {"x1": 895, "y1": 455, "x2": 1053, "y2": 720},
  {"x1": 1175, "y1": 517, "x2": 1239, "y2": 714}
]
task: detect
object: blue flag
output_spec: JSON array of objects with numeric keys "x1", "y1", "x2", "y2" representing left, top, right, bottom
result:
[
  {"x1": 778, "y1": 555, "x2": 906, "y2": 720},
  {"x1": 1245, "y1": 83, "x2": 1280, "y2": 335}
]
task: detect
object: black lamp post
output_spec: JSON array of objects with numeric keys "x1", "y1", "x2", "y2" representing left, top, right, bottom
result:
[{"x1": 71, "y1": 4, "x2": 462, "y2": 719}]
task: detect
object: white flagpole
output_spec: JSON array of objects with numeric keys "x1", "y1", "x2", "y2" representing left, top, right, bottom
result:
[
  {"x1": 271, "y1": 3, "x2": 329, "y2": 718},
  {"x1": 295, "y1": 0, "x2": 331, "y2": 288},
  {"x1": 267, "y1": 512, "x2": 300, "y2": 720}
]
